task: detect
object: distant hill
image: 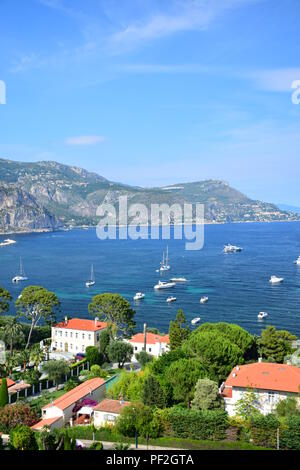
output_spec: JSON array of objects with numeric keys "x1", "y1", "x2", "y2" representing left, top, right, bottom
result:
[{"x1": 0, "y1": 158, "x2": 299, "y2": 233}]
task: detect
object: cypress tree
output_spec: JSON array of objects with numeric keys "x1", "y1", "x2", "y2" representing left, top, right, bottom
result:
[{"x1": 0, "y1": 378, "x2": 9, "y2": 407}]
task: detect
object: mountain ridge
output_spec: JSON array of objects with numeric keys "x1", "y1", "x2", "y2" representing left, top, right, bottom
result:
[{"x1": 0, "y1": 158, "x2": 299, "y2": 233}]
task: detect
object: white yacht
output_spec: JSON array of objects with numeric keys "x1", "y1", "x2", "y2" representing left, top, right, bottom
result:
[
  {"x1": 191, "y1": 317, "x2": 201, "y2": 325},
  {"x1": 166, "y1": 296, "x2": 177, "y2": 303},
  {"x1": 294, "y1": 256, "x2": 300, "y2": 266},
  {"x1": 12, "y1": 257, "x2": 28, "y2": 283},
  {"x1": 269, "y1": 275, "x2": 284, "y2": 284},
  {"x1": 85, "y1": 265, "x2": 95, "y2": 287},
  {"x1": 0, "y1": 239, "x2": 17, "y2": 247},
  {"x1": 133, "y1": 292, "x2": 145, "y2": 301},
  {"x1": 223, "y1": 244, "x2": 242, "y2": 253},
  {"x1": 258, "y1": 311, "x2": 268, "y2": 320},
  {"x1": 200, "y1": 296, "x2": 208, "y2": 304},
  {"x1": 170, "y1": 277, "x2": 187, "y2": 283},
  {"x1": 154, "y1": 280, "x2": 176, "y2": 290},
  {"x1": 160, "y1": 245, "x2": 170, "y2": 271}
]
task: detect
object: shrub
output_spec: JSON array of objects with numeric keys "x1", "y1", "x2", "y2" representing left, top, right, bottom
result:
[
  {"x1": 0, "y1": 402, "x2": 38, "y2": 433},
  {"x1": 248, "y1": 414, "x2": 279, "y2": 448},
  {"x1": 89, "y1": 441, "x2": 103, "y2": 450},
  {"x1": 0, "y1": 378, "x2": 9, "y2": 407},
  {"x1": 10, "y1": 424, "x2": 38, "y2": 450},
  {"x1": 164, "y1": 407, "x2": 228, "y2": 440},
  {"x1": 280, "y1": 416, "x2": 300, "y2": 450}
]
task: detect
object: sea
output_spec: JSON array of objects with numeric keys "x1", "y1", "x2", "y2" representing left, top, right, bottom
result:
[{"x1": 1, "y1": 221, "x2": 300, "y2": 337}]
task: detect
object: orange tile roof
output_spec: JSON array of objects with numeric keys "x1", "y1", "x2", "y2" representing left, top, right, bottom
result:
[
  {"x1": 0, "y1": 378, "x2": 15, "y2": 388},
  {"x1": 54, "y1": 318, "x2": 107, "y2": 332},
  {"x1": 31, "y1": 416, "x2": 62, "y2": 430},
  {"x1": 129, "y1": 332, "x2": 170, "y2": 345},
  {"x1": 43, "y1": 378, "x2": 105, "y2": 411},
  {"x1": 221, "y1": 387, "x2": 233, "y2": 399},
  {"x1": 94, "y1": 398, "x2": 131, "y2": 414},
  {"x1": 225, "y1": 362, "x2": 300, "y2": 394}
]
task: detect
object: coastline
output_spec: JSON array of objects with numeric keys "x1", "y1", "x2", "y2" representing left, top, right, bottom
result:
[{"x1": 1, "y1": 218, "x2": 300, "y2": 236}]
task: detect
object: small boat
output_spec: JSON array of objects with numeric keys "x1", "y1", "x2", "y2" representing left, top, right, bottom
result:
[
  {"x1": 85, "y1": 265, "x2": 95, "y2": 287},
  {"x1": 133, "y1": 292, "x2": 145, "y2": 301},
  {"x1": 159, "y1": 245, "x2": 170, "y2": 271},
  {"x1": 269, "y1": 275, "x2": 284, "y2": 284},
  {"x1": 294, "y1": 256, "x2": 300, "y2": 266},
  {"x1": 0, "y1": 239, "x2": 17, "y2": 247},
  {"x1": 170, "y1": 277, "x2": 187, "y2": 283},
  {"x1": 12, "y1": 257, "x2": 28, "y2": 283},
  {"x1": 200, "y1": 296, "x2": 208, "y2": 304},
  {"x1": 166, "y1": 296, "x2": 177, "y2": 303},
  {"x1": 191, "y1": 317, "x2": 201, "y2": 325},
  {"x1": 258, "y1": 311, "x2": 268, "y2": 320},
  {"x1": 224, "y1": 244, "x2": 242, "y2": 253},
  {"x1": 154, "y1": 280, "x2": 176, "y2": 290}
]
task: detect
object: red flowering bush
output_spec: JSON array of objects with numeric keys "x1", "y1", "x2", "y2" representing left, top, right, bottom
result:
[{"x1": 0, "y1": 402, "x2": 38, "y2": 433}]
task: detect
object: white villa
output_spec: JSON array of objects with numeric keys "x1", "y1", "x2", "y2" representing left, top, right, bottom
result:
[
  {"x1": 126, "y1": 332, "x2": 170, "y2": 361},
  {"x1": 32, "y1": 378, "x2": 106, "y2": 431},
  {"x1": 220, "y1": 361, "x2": 300, "y2": 416},
  {"x1": 51, "y1": 317, "x2": 107, "y2": 354},
  {"x1": 93, "y1": 398, "x2": 131, "y2": 428}
]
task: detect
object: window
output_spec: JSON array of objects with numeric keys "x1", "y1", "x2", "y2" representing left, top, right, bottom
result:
[
  {"x1": 55, "y1": 330, "x2": 57, "y2": 336},
  {"x1": 88, "y1": 334, "x2": 91, "y2": 340},
  {"x1": 148, "y1": 348, "x2": 152, "y2": 352},
  {"x1": 82, "y1": 333, "x2": 85, "y2": 340},
  {"x1": 268, "y1": 392, "x2": 275, "y2": 404},
  {"x1": 55, "y1": 342, "x2": 57, "y2": 347},
  {"x1": 82, "y1": 345, "x2": 84, "y2": 352},
  {"x1": 75, "y1": 333, "x2": 78, "y2": 339},
  {"x1": 135, "y1": 346, "x2": 138, "y2": 351},
  {"x1": 70, "y1": 344, "x2": 73, "y2": 350},
  {"x1": 60, "y1": 342, "x2": 62, "y2": 348},
  {"x1": 96, "y1": 334, "x2": 100, "y2": 341},
  {"x1": 65, "y1": 331, "x2": 68, "y2": 337},
  {"x1": 70, "y1": 332, "x2": 73, "y2": 338},
  {"x1": 60, "y1": 331, "x2": 62, "y2": 337}
]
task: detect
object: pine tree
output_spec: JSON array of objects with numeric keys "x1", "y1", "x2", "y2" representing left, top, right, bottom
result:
[
  {"x1": 141, "y1": 375, "x2": 165, "y2": 408},
  {"x1": 0, "y1": 378, "x2": 9, "y2": 407},
  {"x1": 169, "y1": 310, "x2": 190, "y2": 350}
]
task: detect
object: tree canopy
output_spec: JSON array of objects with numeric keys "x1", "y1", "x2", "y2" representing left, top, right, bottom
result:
[
  {"x1": 191, "y1": 378, "x2": 224, "y2": 411},
  {"x1": 88, "y1": 293, "x2": 136, "y2": 338},
  {"x1": 258, "y1": 326, "x2": 297, "y2": 363},
  {"x1": 141, "y1": 375, "x2": 165, "y2": 408},
  {"x1": 15, "y1": 286, "x2": 60, "y2": 349},
  {"x1": 42, "y1": 360, "x2": 70, "y2": 389},
  {"x1": 165, "y1": 358, "x2": 206, "y2": 407},
  {"x1": 0, "y1": 286, "x2": 12, "y2": 315},
  {"x1": 107, "y1": 340, "x2": 133, "y2": 368},
  {"x1": 169, "y1": 310, "x2": 190, "y2": 350}
]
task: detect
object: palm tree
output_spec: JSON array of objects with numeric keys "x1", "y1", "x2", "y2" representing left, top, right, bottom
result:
[
  {"x1": 16, "y1": 349, "x2": 31, "y2": 373},
  {"x1": 30, "y1": 346, "x2": 45, "y2": 370},
  {"x1": 3, "y1": 317, "x2": 23, "y2": 356}
]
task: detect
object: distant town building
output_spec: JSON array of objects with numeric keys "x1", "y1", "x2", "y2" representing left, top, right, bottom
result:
[
  {"x1": 51, "y1": 317, "x2": 107, "y2": 354},
  {"x1": 220, "y1": 361, "x2": 300, "y2": 416},
  {"x1": 93, "y1": 398, "x2": 131, "y2": 428},
  {"x1": 126, "y1": 332, "x2": 170, "y2": 361}
]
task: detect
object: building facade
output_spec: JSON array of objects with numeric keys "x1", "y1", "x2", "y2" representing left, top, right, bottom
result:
[
  {"x1": 51, "y1": 317, "x2": 107, "y2": 354},
  {"x1": 126, "y1": 332, "x2": 170, "y2": 361},
  {"x1": 93, "y1": 399, "x2": 131, "y2": 428},
  {"x1": 220, "y1": 361, "x2": 300, "y2": 416}
]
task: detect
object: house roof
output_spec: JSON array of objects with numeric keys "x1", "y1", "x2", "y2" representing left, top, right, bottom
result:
[
  {"x1": 0, "y1": 378, "x2": 15, "y2": 388},
  {"x1": 53, "y1": 318, "x2": 107, "y2": 332},
  {"x1": 94, "y1": 398, "x2": 131, "y2": 414},
  {"x1": 31, "y1": 416, "x2": 62, "y2": 430},
  {"x1": 42, "y1": 377, "x2": 105, "y2": 411},
  {"x1": 225, "y1": 362, "x2": 300, "y2": 394},
  {"x1": 129, "y1": 332, "x2": 170, "y2": 345}
]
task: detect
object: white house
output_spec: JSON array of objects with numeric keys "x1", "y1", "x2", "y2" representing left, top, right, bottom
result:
[
  {"x1": 93, "y1": 398, "x2": 131, "y2": 428},
  {"x1": 220, "y1": 361, "x2": 300, "y2": 416},
  {"x1": 126, "y1": 332, "x2": 170, "y2": 362},
  {"x1": 32, "y1": 378, "x2": 106, "y2": 431},
  {"x1": 51, "y1": 317, "x2": 107, "y2": 354}
]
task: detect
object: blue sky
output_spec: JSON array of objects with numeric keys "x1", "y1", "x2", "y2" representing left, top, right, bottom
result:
[{"x1": 1, "y1": 0, "x2": 300, "y2": 204}]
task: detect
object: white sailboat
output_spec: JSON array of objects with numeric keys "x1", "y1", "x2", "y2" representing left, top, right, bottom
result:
[
  {"x1": 12, "y1": 257, "x2": 28, "y2": 283},
  {"x1": 85, "y1": 264, "x2": 95, "y2": 287},
  {"x1": 160, "y1": 245, "x2": 170, "y2": 271}
]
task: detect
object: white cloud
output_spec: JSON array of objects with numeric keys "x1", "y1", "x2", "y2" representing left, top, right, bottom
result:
[{"x1": 65, "y1": 135, "x2": 105, "y2": 145}]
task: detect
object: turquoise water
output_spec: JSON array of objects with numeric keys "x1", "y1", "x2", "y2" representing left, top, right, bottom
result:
[{"x1": 1, "y1": 222, "x2": 300, "y2": 336}]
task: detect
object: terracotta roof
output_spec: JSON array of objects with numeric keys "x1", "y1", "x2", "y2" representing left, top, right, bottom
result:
[
  {"x1": 129, "y1": 332, "x2": 170, "y2": 345},
  {"x1": 94, "y1": 398, "x2": 131, "y2": 414},
  {"x1": 42, "y1": 378, "x2": 105, "y2": 411},
  {"x1": 31, "y1": 416, "x2": 62, "y2": 430},
  {"x1": 53, "y1": 318, "x2": 107, "y2": 332},
  {"x1": 0, "y1": 378, "x2": 15, "y2": 388},
  {"x1": 225, "y1": 362, "x2": 300, "y2": 394}
]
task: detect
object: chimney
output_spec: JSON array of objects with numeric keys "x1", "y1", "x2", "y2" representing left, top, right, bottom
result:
[
  {"x1": 64, "y1": 316, "x2": 68, "y2": 325},
  {"x1": 95, "y1": 317, "x2": 99, "y2": 326},
  {"x1": 258, "y1": 357, "x2": 262, "y2": 363},
  {"x1": 143, "y1": 323, "x2": 147, "y2": 351},
  {"x1": 232, "y1": 372, "x2": 236, "y2": 378}
]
